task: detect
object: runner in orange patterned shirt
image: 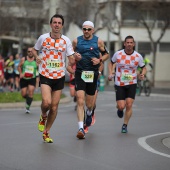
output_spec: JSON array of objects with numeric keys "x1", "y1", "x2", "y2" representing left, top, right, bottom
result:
[
  {"x1": 32, "y1": 14, "x2": 81, "y2": 143},
  {"x1": 108, "y1": 35, "x2": 147, "y2": 133}
]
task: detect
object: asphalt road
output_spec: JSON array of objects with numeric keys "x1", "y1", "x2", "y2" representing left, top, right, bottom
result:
[{"x1": 0, "y1": 86, "x2": 170, "y2": 170}]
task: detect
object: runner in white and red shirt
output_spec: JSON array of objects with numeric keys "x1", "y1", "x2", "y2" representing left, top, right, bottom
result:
[
  {"x1": 32, "y1": 14, "x2": 80, "y2": 143},
  {"x1": 108, "y1": 35, "x2": 147, "y2": 133}
]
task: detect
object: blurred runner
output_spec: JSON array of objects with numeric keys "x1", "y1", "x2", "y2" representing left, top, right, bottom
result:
[{"x1": 18, "y1": 47, "x2": 37, "y2": 114}]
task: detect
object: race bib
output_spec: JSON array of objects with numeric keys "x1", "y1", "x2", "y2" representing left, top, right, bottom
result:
[
  {"x1": 81, "y1": 71, "x2": 94, "y2": 83},
  {"x1": 8, "y1": 67, "x2": 13, "y2": 74},
  {"x1": 25, "y1": 65, "x2": 34, "y2": 78},
  {"x1": 46, "y1": 59, "x2": 61, "y2": 71},
  {"x1": 121, "y1": 73, "x2": 133, "y2": 83}
]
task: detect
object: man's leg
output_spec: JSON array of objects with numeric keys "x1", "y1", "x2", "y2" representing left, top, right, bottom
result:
[
  {"x1": 45, "y1": 89, "x2": 61, "y2": 132},
  {"x1": 26, "y1": 85, "x2": 35, "y2": 112},
  {"x1": 76, "y1": 90, "x2": 86, "y2": 139},
  {"x1": 124, "y1": 98, "x2": 134, "y2": 125},
  {"x1": 38, "y1": 84, "x2": 51, "y2": 132}
]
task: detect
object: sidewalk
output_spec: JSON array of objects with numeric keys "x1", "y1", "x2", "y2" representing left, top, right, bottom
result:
[
  {"x1": 0, "y1": 96, "x2": 71, "y2": 109},
  {"x1": 104, "y1": 85, "x2": 170, "y2": 95}
]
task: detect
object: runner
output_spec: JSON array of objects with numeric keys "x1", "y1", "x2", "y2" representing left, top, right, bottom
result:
[
  {"x1": 32, "y1": 14, "x2": 80, "y2": 143},
  {"x1": 72, "y1": 21, "x2": 109, "y2": 139},
  {"x1": 18, "y1": 47, "x2": 37, "y2": 114},
  {"x1": 14, "y1": 53, "x2": 20, "y2": 91},
  {"x1": 108, "y1": 35, "x2": 147, "y2": 133},
  {"x1": 5, "y1": 55, "x2": 14, "y2": 92}
]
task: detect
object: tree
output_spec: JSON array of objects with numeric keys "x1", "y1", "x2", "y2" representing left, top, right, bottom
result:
[
  {"x1": 122, "y1": 1, "x2": 170, "y2": 86},
  {"x1": 0, "y1": 0, "x2": 46, "y2": 56}
]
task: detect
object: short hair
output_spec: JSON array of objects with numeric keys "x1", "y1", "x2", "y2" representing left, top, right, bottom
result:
[
  {"x1": 124, "y1": 35, "x2": 134, "y2": 42},
  {"x1": 50, "y1": 14, "x2": 64, "y2": 25}
]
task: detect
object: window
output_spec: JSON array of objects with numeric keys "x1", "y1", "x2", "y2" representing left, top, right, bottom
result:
[
  {"x1": 160, "y1": 43, "x2": 170, "y2": 52},
  {"x1": 138, "y1": 42, "x2": 151, "y2": 54}
]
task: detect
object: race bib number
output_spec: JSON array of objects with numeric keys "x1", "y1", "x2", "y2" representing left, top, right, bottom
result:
[
  {"x1": 81, "y1": 71, "x2": 94, "y2": 83},
  {"x1": 47, "y1": 59, "x2": 61, "y2": 71},
  {"x1": 8, "y1": 67, "x2": 13, "y2": 74},
  {"x1": 25, "y1": 65, "x2": 34, "y2": 78},
  {"x1": 121, "y1": 73, "x2": 133, "y2": 83}
]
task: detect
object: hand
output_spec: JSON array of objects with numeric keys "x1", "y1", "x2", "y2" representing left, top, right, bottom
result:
[
  {"x1": 91, "y1": 58, "x2": 100, "y2": 65},
  {"x1": 74, "y1": 52, "x2": 81, "y2": 61},
  {"x1": 20, "y1": 73, "x2": 24, "y2": 79},
  {"x1": 108, "y1": 74, "x2": 114, "y2": 81},
  {"x1": 140, "y1": 74, "x2": 145, "y2": 80},
  {"x1": 36, "y1": 56, "x2": 42, "y2": 64}
]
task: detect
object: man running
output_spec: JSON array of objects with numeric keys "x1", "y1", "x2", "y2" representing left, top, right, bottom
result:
[
  {"x1": 18, "y1": 47, "x2": 37, "y2": 114},
  {"x1": 72, "y1": 21, "x2": 109, "y2": 139},
  {"x1": 32, "y1": 14, "x2": 80, "y2": 143},
  {"x1": 108, "y1": 35, "x2": 147, "y2": 133}
]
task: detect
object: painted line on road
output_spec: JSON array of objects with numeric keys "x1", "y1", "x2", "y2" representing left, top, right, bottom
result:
[{"x1": 138, "y1": 132, "x2": 170, "y2": 158}]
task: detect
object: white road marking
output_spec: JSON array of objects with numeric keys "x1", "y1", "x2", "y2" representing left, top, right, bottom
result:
[{"x1": 138, "y1": 132, "x2": 170, "y2": 158}]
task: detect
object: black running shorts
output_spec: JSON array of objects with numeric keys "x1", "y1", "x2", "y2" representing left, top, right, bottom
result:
[
  {"x1": 39, "y1": 74, "x2": 65, "y2": 91},
  {"x1": 20, "y1": 78, "x2": 36, "y2": 89},
  {"x1": 75, "y1": 71, "x2": 98, "y2": 95},
  {"x1": 115, "y1": 84, "x2": 137, "y2": 101}
]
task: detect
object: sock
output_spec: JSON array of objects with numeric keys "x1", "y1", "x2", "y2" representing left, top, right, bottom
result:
[
  {"x1": 78, "y1": 122, "x2": 84, "y2": 129},
  {"x1": 123, "y1": 124, "x2": 127, "y2": 127},
  {"x1": 26, "y1": 96, "x2": 33, "y2": 109}
]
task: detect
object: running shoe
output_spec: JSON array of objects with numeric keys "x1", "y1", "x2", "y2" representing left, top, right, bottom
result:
[
  {"x1": 25, "y1": 103, "x2": 30, "y2": 111},
  {"x1": 121, "y1": 124, "x2": 128, "y2": 133},
  {"x1": 91, "y1": 113, "x2": 96, "y2": 126},
  {"x1": 38, "y1": 115, "x2": 47, "y2": 132},
  {"x1": 25, "y1": 109, "x2": 30, "y2": 114},
  {"x1": 84, "y1": 125, "x2": 89, "y2": 134},
  {"x1": 76, "y1": 128, "x2": 85, "y2": 139},
  {"x1": 117, "y1": 109, "x2": 124, "y2": 118},
  {"x1": 43, "y1": 131, "x2": 53, "y2": 143}
]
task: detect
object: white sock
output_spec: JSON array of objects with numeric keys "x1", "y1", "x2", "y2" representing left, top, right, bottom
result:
[
  {"x1": 78, "y1": 122, "x2": 84, "y2": 129},
  {"x1": 86, "y1": 109, "x2": 92, "y2": 116}
]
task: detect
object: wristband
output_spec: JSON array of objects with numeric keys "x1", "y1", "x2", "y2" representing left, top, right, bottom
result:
[{"x1": 99, "y1": 71, "x2": 101, "y2": 74}]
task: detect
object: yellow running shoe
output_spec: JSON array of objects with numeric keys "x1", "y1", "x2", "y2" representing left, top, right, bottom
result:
[
  {"x1": 38, "y1": 115, "x2": 47, "y2": 132},
  {"x1": 43, "y1": 131, "x2": 53, "y2": 143}
]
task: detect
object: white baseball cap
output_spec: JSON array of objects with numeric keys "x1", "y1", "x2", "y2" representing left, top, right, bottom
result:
[{"x1": 82, "y1": 21, "x2": 94, "y2": 28}]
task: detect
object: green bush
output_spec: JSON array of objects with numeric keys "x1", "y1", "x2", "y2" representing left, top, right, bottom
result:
[{"x1": 0, "y1": 92, "x2": 65, "y2": 103}]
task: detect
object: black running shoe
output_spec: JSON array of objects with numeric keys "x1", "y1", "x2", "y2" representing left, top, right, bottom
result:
[
  {"x1": 121, "y1": 124, "x2": 128, "y2": 133},
  {"x1": 117, "y1": 109, "x2": 124, "y2": 118}
]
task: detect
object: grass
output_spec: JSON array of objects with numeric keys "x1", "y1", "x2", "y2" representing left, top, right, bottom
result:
[{"x1": 0, "y1": 92, "x2": 65, "y2": 103}]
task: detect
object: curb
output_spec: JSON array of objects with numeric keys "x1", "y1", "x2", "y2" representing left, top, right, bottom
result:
[{"x1": 0, "y1": 96, "x2": 72, "y2": 109}]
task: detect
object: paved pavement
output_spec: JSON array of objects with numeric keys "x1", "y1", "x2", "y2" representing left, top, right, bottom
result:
[
  {"x1": 105, "y1": 85, "x2": 170, "y2": 149},
  {"x1": 0, "y1": 84, "x2": 170, "y2": 170}
]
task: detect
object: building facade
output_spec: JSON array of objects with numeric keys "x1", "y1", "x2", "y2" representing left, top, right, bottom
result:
[{"x1": 0, "y1": 0, "x2": 169, "y2": 87}]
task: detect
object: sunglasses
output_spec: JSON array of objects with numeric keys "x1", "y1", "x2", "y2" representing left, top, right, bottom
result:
[
  {"x1": 27, "y1": 51, "x2": 32, "y2": 53},
  {"x1": 83, "y1": 28, "x2": 92, "y2": 31}
]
